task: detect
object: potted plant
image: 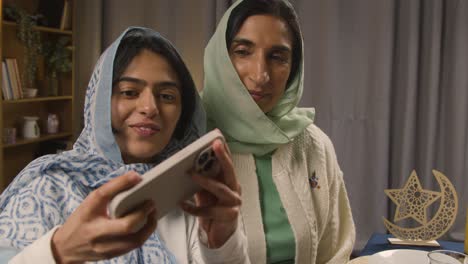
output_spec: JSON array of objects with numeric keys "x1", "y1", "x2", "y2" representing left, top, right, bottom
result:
[
  {"x1": 4, "y1": 6, "x2": 42, "y2": 92},
  {"x1": 41, "y1": 37, "x2": 73, "y2": 96}
]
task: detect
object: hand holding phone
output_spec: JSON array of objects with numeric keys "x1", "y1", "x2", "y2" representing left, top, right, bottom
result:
[
  {"x1": 180, "y1": 139, "x2": 242, "y2": 248},
  {"x1": 108, "y1": 129, "x2": 224, "y2": 219},
  {"x1": 52, "y1": 172, "x2": 157, "y2": 263}
]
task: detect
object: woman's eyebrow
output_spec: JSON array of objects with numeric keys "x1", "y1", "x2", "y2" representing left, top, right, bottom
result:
[
  {"x1": 231, "y1": 38, "x2": 254, "y2": 47},
  {"x1": 114, "y1": 76, "x2": 147, "y2": 86},
  {"x1": 157, "y1": 81, "x2": 179, "y2": 89},
  {"x1": 114, "y1": 77, "x2": 179, "y2": 90},
  {"x1": 271, "y1": 45, "x2": 291, "y2": 53},
  {"x1": 232, "y1": 38, "x2": 291, "y2": 53}
]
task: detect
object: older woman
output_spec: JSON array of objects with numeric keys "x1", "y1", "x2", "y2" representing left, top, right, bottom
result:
[
  {"x1": 0, "y1": 27, "x2": 248, "y2": 264},
  {"x1": 202, "y1": 0, "x2": 355, "y2": 263}
]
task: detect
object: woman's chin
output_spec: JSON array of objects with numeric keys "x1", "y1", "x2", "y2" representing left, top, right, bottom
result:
[{"x1": 124, "y1": 148, "x2": 163, "y2": 163}]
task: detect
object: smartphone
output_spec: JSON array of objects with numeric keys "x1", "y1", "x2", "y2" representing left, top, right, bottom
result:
[{"x1": 108, "y1": 129, "x2": 225, "y2": 219}]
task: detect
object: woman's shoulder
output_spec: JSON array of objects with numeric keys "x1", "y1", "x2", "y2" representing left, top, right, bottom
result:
[
  {"x1": 298, "y1": 123, "x2": 335, "y2": 152},
  {"x1": 0, "y1": 155, "x2": 86, "y2": 210},
  {"x1": 301, "y1": 124, "x2": 342, "y2": 170}
]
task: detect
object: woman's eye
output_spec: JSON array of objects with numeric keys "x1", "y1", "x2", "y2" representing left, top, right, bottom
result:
[
  {"x1": 233, "y1": 49, "x2": 250, "y2": 57},
  {"x1": 271, "y1": 53, "x2": 289, "y2": 63},
  {"x1": 159, "y1": 93, "x2": 176, "y2": 102},
  {"x1": 120, "y1": 90, "x2": 138, "y2": 97}
]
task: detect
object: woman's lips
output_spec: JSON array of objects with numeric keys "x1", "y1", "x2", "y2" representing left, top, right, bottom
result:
[
  {"x1": 249, "y1": 91, "x2": 266, "y2": 102},
  {"x1": 130, "y1": 123, "x2": 161, "y2": 137}
]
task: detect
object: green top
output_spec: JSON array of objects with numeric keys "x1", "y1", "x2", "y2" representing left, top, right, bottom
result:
[{"x1": 255, "y1": 153, "x2": 295, "y2": 264}]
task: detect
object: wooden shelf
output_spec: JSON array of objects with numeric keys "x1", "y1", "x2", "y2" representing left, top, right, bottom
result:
[
  {"x1": 1, "y1": 0, "x2": 76, "y2": 190},
  {"x1": 3, "y1": 96, "x2": 73, "y2": 104},
  {"x1": 3, "y1": 132, "x2": 73, "y2": 149},
  {"x1": 2, "y1": 21, "x2": 72, "y2": 35}
]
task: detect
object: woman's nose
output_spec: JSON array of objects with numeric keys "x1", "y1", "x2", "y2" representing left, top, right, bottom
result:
[
  {"x1": 249, "y1": 58, "x2": 270, "y2": 85},
  {"x1": 136, "y1": 89, "x2": 159, "y2": 117}
]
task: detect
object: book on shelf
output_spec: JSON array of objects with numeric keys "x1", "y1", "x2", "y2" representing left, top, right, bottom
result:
[
  {"x1": 4, "y1": 58, "x2": 23, "y2": 100},
  {"x1": 4, "y1": 59, "x2": 18, "y2": 99},
  {"x1": 11, "y1": 59, "x2": 23, "y2": 99},
  {"x1": 1, "y1": 61, "x2": 13, "y2": 100},
  {"x1": 60, "y1": 0, "x2": 73, "y2": 30}
]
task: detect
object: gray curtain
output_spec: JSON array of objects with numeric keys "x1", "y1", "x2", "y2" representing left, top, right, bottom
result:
[
  {"x1": 74, "y1": 0, "x2": 103, "y2": 136},
  {"x1": 295, "y1": 0, "x2": 468, "y2": 250},
  {"x1": 101, "y1": 0, "x2": 224, "y2": 90},
  {"x1": 75, "y1": 0, "x2": 468, "y2": 252},
  {"x1": 295, "y1": 0, "x2": 396, "y2": 250}
]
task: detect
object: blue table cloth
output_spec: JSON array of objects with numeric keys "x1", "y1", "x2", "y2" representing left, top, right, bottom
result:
[{"x1": 359, "y1": 233, "x2": 465, "y2": 256}]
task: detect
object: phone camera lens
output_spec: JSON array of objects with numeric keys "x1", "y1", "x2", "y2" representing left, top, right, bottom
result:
[
  {"x1": 198, "y1": 152, "x2": 209, "y2": 165},
  {"x1": 203, "y1": 159, "x2": 214, "y2": 171}
]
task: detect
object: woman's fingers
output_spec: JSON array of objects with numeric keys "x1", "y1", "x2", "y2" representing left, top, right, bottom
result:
[
  {"x1": 194, "y1": 189, "x2": 216, "y2": 207},
  {"x1": 182, "y1": 173, "x2": 241, "y2": 221},
  {"x1": 84, "y1": 171, "x2": 141, "y2": 215},
  {"x1": 51, "y1": 172, "x2": 153, "y2": 263},
  {"x1": 212, "y1": 139, "x2": 239, "y2": 191},
  {"x1": 191, "y1": 173, "x2": 241, "y2": 206},
  {"x1": 93, "y1": 200, "x2": 156, "y2": 237},
  {"x1": 87, "y1": 212, "x2": 158, "y2": 261},
  {"x1": 114, "y1": 200, "x2": 156, "y2": 234},
  {"x1": 181, "y1": 203, "x2": 239, "y2": 221},
  {"x1": 96, "y1": 171, "x2": 141, "y2": 201}
]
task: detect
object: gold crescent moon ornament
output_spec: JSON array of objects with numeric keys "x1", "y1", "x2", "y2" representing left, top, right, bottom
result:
[{"x1": 382, "y1": 170, "x2": 458, "y2": 241}]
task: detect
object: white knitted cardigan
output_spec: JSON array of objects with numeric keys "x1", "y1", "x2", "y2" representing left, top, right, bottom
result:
[{"x1": 232, "y1": 124, "x2": 356, "y2": 264}]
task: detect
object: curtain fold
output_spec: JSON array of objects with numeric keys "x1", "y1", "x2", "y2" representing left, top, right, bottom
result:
[
  {"x1": 74, "y1": 0, "x2": 103, "y2": 137},
  {"x1": 389, "y1": 0, "x2": 467, "y2": 241}
]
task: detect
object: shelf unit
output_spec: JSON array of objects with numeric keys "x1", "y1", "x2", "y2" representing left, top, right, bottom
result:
[
  {"x1": 0, "y1": 0, "x2": 75, "y2": 191},
  {"x1": 3, "y1": 20, "x2": 73, "y2": 35}
]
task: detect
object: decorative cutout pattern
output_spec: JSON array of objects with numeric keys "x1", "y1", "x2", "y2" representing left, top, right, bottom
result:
[{"x1": 383, "y1": 170, "x2": 458, "y2": 241}]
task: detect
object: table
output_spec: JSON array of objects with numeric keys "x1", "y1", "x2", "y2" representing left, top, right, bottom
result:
[
  {"x1": 348, "y1": 256, "x2": 369, "y2": 264},
  {"x1": 359, "y1": 233, "x2": 465, "y2": 256}
]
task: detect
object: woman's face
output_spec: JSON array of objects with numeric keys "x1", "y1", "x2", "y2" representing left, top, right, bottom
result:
[
  {"x1": 229, "y1": 14, "x2": 293, "y2": 113},
  {"x1": 111, "y1": 49, "x2": 182, "y2": 163}
]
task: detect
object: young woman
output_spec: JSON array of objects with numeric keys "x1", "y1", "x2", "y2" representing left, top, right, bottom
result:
[
  {"x1": 0, "y1": 27, "x2": 248, "y2": 264},
  {"x1": 202, "y1": 0, "x2": 355, "y2": 263}
]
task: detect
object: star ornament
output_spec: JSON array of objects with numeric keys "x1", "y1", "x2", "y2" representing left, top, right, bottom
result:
[{"x1": 385, "y1": 170, "x2": 442, "y2": 225}]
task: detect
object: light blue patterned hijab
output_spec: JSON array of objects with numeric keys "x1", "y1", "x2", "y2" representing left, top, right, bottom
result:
[{"x1": 0, "y1": 27, "x2": 205, "y2": 263}]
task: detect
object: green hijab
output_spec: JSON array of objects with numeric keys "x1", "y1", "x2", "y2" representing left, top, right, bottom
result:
[{"x1": 202, "y1": 0, "x2": 314, "y2": 156}]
